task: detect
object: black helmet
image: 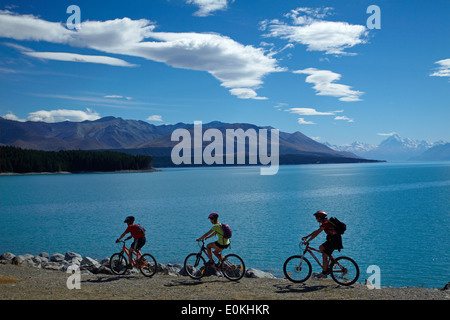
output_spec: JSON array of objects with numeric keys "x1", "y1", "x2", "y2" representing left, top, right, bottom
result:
[{"x1": 124, "y1": 216, "x2": 135, "y2": 224}]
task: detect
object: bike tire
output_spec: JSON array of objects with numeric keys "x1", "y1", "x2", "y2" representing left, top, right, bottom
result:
[
  {"x1": 329, "y1": 256, "x2": 359, "y2": 286},
  {"x1": 184, "y1": 253, "x2": 207, "y2": 280},
  {"x1": 138, "y1": 253, "x2": 157, "y2": 278},
  {"x1": 283, "y1": 255, "x2": 312, "y2": 283},
  {"x1": 221, "y1": 254, "x2": 245, "y2": 281},
  {"x1": 109, "y1": 252, "x2": 129, "y2": 275}
]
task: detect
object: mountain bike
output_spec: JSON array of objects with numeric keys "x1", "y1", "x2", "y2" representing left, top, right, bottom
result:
[
  {"x1": 283, "y1": 241, "x2": 359, "y2": 286},
  {"x1": 110, "y1": 239, "x2": 157, "y2": 277},
  {"x1": 184, "y1": 240, "x2": 246, "y2": 281}
]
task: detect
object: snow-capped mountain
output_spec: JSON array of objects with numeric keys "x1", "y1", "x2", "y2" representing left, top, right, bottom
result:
[
  {"x1": 326, "y1": 134, "x2": 447, "y2": 162},
  {"x1": 324, "y1": 141, "x2": 376, "y2": 154}
]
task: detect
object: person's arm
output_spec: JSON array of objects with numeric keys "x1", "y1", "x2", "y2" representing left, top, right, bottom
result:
[
  {"x1": 116, "y1": 227, "x2": 131, "y2": 242},
  {"x1": 196, "y1": 229, "x2": 216, "y2": 241},
  {"x1": 302, "y1": 227, "x2": 323, "y2": 243}
]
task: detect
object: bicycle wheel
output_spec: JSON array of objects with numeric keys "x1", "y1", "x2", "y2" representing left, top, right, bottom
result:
[
  {"x1": 283, "y1": 255, "x2": 312, "y2": 283},
  {"x1": 138, "y1": 253, "x2": 157, "y2": 277},
  {"x1": 184, "y1": 253, "x2": 207, "y2": 280},
  {"x1": 329, "y1": 256, "x2": 359, "y2": 286},
  {"x1": 109, "y1": 252, "x2": 129, "y2": 275},
  {"x1": 221, "y1": 254, "x2": 245, "y2": 281}
]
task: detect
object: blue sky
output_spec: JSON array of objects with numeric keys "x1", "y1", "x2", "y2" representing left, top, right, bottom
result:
[{"x1": 0, "y1": 0, "x2": 449, "y2": 145}]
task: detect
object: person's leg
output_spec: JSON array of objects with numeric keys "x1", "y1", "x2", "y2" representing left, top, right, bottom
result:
[
  {"x1": 207, "y1": 242, "x2": 224, "y2": 264},
  {"x1": 319, "y1": 244, "x2": 330, "y2": 273},
  {"x1": 212, "y1": 247, "x2": 223, "y2": 263},
  {"x1": 206, "y1": 242, "x2": 216, "y2": 263}
]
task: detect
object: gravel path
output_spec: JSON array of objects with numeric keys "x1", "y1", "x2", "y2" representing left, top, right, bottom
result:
[{"x1": 1, "y1": 264, "x2": 449, "y2": 300}]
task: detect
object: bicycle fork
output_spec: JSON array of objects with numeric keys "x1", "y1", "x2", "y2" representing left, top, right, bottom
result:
[{"x1": 296, "y1": 251, "x2": 307, "y2": 271}]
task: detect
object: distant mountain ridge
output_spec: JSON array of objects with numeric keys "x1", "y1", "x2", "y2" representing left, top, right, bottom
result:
[
  {"x1": 326, "y1": 134, "x2": 448, "y2": 162},
  {"x1": 0, "y1": 116, "x2": 382, "y2": 166}
]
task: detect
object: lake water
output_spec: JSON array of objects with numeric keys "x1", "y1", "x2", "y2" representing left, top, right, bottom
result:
[{"x1": 1, "y1": 162, "x2": 449, "y2": 288}]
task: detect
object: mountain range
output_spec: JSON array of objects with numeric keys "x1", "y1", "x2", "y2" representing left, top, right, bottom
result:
[
  {"x1": 0, "y1": 116, "x2": 379, "y2": 167},
  {"x1": 325, "y1": 134, "x2": 449, "y2": 162}
]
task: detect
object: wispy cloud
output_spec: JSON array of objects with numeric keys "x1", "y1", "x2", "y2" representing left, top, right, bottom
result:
[
  {"x1": 186, "y1": 0, "x2": 232, "y2": 17},
  {"x1": 260, "y1": 7, "x2": 369, "y2": 56},
  {"x1": 430, "y1": 59, "x2": 450, "y2": 81},
  {"x1": 287, "y1": 107, "x2": 341, "y2": 116},
  {"x1": 334, "y1": 115, "x2": 354, "y2": 122},
  {"x1": 293, "y1": 68, "x2": 364, "y2": 101},
  {"x1": 29, "y1": 93, "x2": 153, "y2": 110},
  {"x1": 2, "y1": 29, "x2": 135, "y2": 67},
  {"x1": 3, "y1": 108, "x2": 100, "y2": 123},
  {"x1": 104, "y1": 95, "x2": 133, "y2": 100},
  {"x1": 24, "y1": 51, "x2": 136, "y2": 67},
  {"x1": 0, "y1": 10, "x2": 282, "y2": 100},
  {"x1": 297, "y1": 118, "x2": 315, "y2": 125},
  {"x1": 377, "y1": 132, "x2": 397, "y2": 136}
]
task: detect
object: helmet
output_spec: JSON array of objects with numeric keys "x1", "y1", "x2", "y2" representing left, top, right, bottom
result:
[
  {"x1": 313, "y1": 210, "x2": 327, "y2": 219},
  {"x1": 208, "y1": 212, "x2": 219, "y2": 219},
  {"x1": 124, "y1": 216, "x2": 135, "y2": 224}
]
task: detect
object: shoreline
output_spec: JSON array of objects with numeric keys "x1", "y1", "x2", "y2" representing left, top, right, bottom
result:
[{"x1": 0, "y1": 168, "x2": 162, "y2": 176}]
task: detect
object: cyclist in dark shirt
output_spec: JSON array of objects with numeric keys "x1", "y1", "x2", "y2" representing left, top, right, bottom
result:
[{"x1": 302, "y1": 210, "x2": 343, "y2": 278}]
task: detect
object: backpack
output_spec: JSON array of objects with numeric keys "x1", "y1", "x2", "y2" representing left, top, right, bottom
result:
[
  {"x1": 329, "y1": 217, "x2": 346, "y2": 235},
  {"x1": 133, "y1": 224, "x2": 146, "y2": 237},
  {"x1": 220, "y1": 223, "x2": 232, "y2": 239}
]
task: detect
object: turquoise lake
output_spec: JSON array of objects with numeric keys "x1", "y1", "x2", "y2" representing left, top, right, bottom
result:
[{"x1": 1, "y1": 162, "x2": 449, "y2": 288}]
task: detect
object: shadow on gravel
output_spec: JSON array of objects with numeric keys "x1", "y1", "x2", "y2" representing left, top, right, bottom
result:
[
  {"x1": 274, "y1": 283, "x2": 328, "y2": 294},
  {"x1": 164, "y1": 278, "x2": 239, "y2": 287},
  {"x1": 83, "y1": 275, "x2": 138, "y2": 283}
]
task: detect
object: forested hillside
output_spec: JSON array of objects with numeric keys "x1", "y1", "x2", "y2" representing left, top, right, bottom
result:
[{"x1": 0, "y1": 146, "x2": 153, "y2": 173}]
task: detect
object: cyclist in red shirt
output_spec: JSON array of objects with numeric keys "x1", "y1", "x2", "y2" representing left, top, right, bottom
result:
[
  {"x1": 302, "y1": 210, "x2": 343, "y2": 278},
  {"x1": 116, "y1": 216, "x2": 146, "y2": 267}
]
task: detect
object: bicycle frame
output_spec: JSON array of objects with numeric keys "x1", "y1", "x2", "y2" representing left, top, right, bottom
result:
[
  {"x1": 298, "y1": 242, "x2": 334, "y2": 270},
  {"x1": 118, "y1": 241, "x2": 142, "y2": 267},
  {"x1": 194, "y1": 240, "x2": 230, "y2": 270}
]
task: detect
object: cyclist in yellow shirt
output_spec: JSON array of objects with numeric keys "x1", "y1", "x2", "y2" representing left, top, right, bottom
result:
[{"x1": 196, "y1": 212, "x2": 230, "y2": 267}]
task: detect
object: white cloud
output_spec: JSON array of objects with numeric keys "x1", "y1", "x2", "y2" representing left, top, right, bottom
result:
[
  {"x1": 146, "y1": 115, "x2": 163, "y2": 122},
  {"x1": 334, "y1": 115, "x2": 354, "y2": 122},
  {"x1": 229, "y1": 88, "x2": 268, "y2": 100},
  {"x1": 377, "y1": 132, "x2": 397, "y2": 136},
  {"x1": 104, "y1": 95, "x2": 133, "y2": 100},
  {"x1": 297, "y1": 117, "x2": 315, "y2": 125},
  {"x1": 0, "y1": 10, "x2": 281, "y2": 100},
  {"x1": 186, "y1": 0, "x2": 231, "y2": 17},
  {"x1": 430, "y1": 59, "x2": 450, "y2": 80},
  {"x1": 293, "y1": 68, "x2": 363, "y2": 101},
  {"x1": 287, "y1": 107, "x2": 340, "y2": 116},
  {"x1": 23, "y1": 51, "x2": 136, "y2": 67},
  {"x1": 3, "y1": 108, "x2": 100, "y2": 123},
  {"x1": 261, "y1": 7, "x2": 368, "y2": 55},
  {"x1": 2, "y1": 112, "x2": 25, "y2": 122}
]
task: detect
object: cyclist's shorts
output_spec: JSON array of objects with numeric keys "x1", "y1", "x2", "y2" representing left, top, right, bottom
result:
[
  {"x1": 322, "y1": 234, "x2": 342, "y2": 255},
  {"x1": 322, "y1": 240, "x2": 336, "y2": 255},
  {"x1": 215, "y1": 241, "x2": 230, "y2": 249},
  {"x1": 131, "y1": 237, "x2": 146, "y2": 251}
]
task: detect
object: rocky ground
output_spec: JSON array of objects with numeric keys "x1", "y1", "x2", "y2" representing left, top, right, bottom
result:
[{"x1": 1, "y1": 251, "x2": 449, "y2": 301}]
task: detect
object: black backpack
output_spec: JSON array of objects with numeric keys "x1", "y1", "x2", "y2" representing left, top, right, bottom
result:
[{"x1": 329, "y1": 217, "x2": 346, "y2": 235}]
